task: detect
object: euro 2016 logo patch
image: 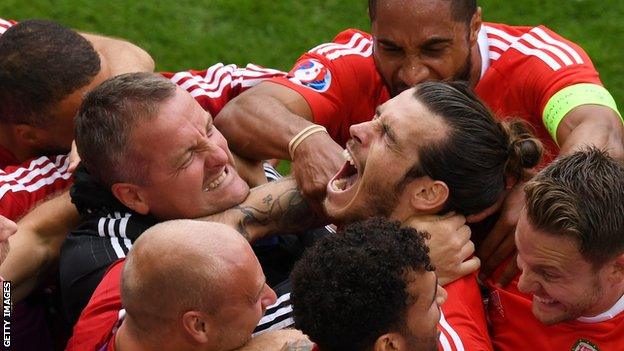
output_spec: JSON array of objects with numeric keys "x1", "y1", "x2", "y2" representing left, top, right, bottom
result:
[
  {"x1": 289, "y1": 59, "x2": 332, "y2": 92},
  {"x1": 572, "y1": 339, "x2": 599, "y2": 351}
]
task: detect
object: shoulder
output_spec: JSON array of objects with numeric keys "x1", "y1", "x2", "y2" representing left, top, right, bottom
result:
[
  {"x1": 306, "y1": 28, "x2": 373, "y2": 61},
  {"x1": 484, "y1": 22, "x2": 591, "y2": 73}
]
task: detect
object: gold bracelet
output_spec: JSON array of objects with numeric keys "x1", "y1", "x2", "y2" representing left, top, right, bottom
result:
[{"x1": 288, "y1": 125, "x2": 328, "y2": 160}]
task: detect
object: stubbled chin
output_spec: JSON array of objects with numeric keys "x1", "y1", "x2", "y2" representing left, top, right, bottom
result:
[{"x1": 532, "y1": 299, "x2": 566, "y2": 325}]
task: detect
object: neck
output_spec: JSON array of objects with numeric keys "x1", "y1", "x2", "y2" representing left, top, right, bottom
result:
[
  {"x1": 116, "y1": 320, "x2": 180, "y2": 351},
  {"x1": 584, "y1": 284, "x2": 624, "y2": 318}
]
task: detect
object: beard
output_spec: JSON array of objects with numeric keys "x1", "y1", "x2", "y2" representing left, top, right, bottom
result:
[
  {"x1": 534, "y1": 281, "x2": 604, "y2": 325},
  {"x1": 452, "y1": 52, "x2": 472, "y2": 83},
  {"x1": 329, "y1": 182, "x2": 400, "y2": 224}
]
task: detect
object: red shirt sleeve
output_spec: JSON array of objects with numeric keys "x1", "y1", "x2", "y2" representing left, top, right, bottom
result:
[
  {"x1": 0, "y1": 18, "x2": 16, "y2": 35},
  {"x1": 161, "y1": 63, "x2": 286, "y2": 116},
  {"x1": 268, "y1": 29, "x2": 389, "y2": 145},
  {"x1": 0, "y1": 155, "x2": 73, "y2": 221},
  {"x1": 476, "y1": 23, "x2": 602, "y2": 162}
]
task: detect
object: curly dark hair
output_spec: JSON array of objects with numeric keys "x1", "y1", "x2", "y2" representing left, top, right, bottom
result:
[
  {"x1": 0, "y1": 19, "x2": 100, "y2": 126},
  {"x1": 290, "y1": 218, "x2": 433, "y2": 351}
]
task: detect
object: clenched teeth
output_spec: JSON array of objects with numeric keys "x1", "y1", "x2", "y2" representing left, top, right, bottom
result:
[
  {"x1": 342, "y1": 149, "x2": 355, "y2": 167},
  {"x1": 535, "y1": 296, "x2": 556, "y2": 304},
  {"x1": 332, "y1": 178, "x2": 347, "y2": 191},
  {"x1": 203, "y1": 170, "x2": 226, "y2": 192}
]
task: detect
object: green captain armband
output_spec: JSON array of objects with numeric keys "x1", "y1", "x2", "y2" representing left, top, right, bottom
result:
[{"x1": 542, "y1": 83, "x2": 622, "y2": 145}]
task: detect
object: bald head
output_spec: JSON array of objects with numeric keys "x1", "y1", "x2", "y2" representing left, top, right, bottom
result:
[{"x1": 121, "y1": 220, "x2": 250, "y2": 338}]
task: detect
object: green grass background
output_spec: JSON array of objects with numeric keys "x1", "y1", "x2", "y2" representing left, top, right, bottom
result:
[
  {"x1": 2, "y1": 0, "x2": 622, "y2": 100},
  {"x1": 2, "y1": 0, "x2": 622, "y2": 173}
]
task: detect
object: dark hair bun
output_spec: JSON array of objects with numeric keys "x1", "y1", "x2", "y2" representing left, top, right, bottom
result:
[{"x1": 501, "y1": 120, "x2": 543, "y2": 179}]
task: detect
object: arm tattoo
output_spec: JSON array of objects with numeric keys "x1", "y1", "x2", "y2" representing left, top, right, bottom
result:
[
  {"x1": 232, "y1": 181, "x2": 320, "y2": 240},
  {"x1": 279, "y1": 340, "x2": 315, "y2": 351}
]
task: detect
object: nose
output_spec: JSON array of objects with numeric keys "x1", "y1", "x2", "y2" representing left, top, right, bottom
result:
[
  {"x1": 436, "y1": 284, "x2": 448, "y2": 306},
  {"x1": 261, "y1": 285, "x2": 278, "y2": 311},
  {"x1": 348, "y1": 121, "x2": 374, "y2": 147},
  {"x1": 201, "y1": 138, "x2": 230, "y2": 169},
  {"x1": 397, "y1": 57, "x2": 430, "y2": 88},
  {"x1": 516, "y1": 269, "x2": 539, "y2": 294}
]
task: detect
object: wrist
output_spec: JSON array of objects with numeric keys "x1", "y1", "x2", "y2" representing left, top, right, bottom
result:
[{"x1": 288, "y1": 125, "x2": 328, "y2": 160}]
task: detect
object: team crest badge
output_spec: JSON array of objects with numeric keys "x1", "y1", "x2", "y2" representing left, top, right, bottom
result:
[
  {"x1": 289, "y1": 59, "x2": 332, "y2": 92},
  {"x1": 572, "y1": 339, "x2": 599, "y2": 351}
]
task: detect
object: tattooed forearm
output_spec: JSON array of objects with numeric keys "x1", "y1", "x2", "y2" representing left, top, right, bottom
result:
[
  {"x1": 233, "y1": 180, "x2": 323, "y2": 240},
  {"x1": 201, "y1": 178, "x2": 326, "y2": 241}
]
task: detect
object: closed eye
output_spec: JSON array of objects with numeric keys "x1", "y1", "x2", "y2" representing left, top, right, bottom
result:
[{"x1": 179, "y1": 151, "x2": 195, "y2": 170}]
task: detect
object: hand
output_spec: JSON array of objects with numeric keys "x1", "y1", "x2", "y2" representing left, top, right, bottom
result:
[
  {"x1": 405, "y1": 213, "x2": 480, "y2": 286},
  {"x1": 476, "y1": 181, "x2": 526, "y2": 286},
  {"x1": 68, "y1": 140, "x2": 81, "y2": 173},
  {"x1": 291, "y1": 132, "x2": 343, "y2": 202},
  {"x1": 232, "y1": 153, "x2": 269, "y2": 187},
  {"x1": 0, "y1": 215, "x2": 17, "y2": 264}
]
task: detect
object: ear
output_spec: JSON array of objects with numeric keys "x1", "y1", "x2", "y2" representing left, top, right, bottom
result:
[
  {"x1": 408, "y1": 178, "x2": 449, "y2": 214},
  {"x1": 182, "y1": 311, "x2": 210, "y2": 344},
  {"x1": 14, "y1": 124, "x2": 44, "y2": 147},
  {"x1": 374, "y1": 333, "x2": 404, "y2": 351},
  {"x1": 469, "y1": 7, "x2": 483, "y2": 46},
  {"x1": 608, "y1": 253, "x2": 624, "y2": 283},
  {"x1": 111, "y1": 183, "x2": 150, "y2": 215}
]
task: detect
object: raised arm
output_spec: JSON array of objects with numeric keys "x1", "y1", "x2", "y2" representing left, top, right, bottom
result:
[
  {"x1": 556, "y1": 104, "x2": 624, "y2": 160},
  {"x1": 0, "y1": 191, "x2": 80, "y2": 302},
  {"x1": 216, "y1": 82, "x2": 343, "y2": 200}
]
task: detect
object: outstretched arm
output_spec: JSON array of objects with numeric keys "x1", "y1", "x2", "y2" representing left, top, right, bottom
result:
[
  {"x1": 557, "y1": 104, "x2": 624, "y2": 160},
  {"x1": 200, "y1": 177, "x2": 327, "y2": 242}
]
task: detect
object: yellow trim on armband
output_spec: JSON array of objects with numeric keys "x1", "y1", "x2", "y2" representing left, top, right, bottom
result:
[{"x1": 542, "y1": 83, "x2": 622, "y2": 145}]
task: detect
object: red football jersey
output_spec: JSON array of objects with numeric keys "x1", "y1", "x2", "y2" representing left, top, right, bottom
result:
[
  {"x1": 0, "y1": 152, "x2": 73, "y2": 221},
  {"x1": 475, "y1": 23, "x2": 602, "y2": 163},
  {"x1": 269, "y1": 24, "x2": 603, "y2": 160},
  {"x1": 439, "y1": 273, "x2": 493, "y2": 351},
  {"x1": 488, "y1": 277, "x2": 624, "y2": 351}
]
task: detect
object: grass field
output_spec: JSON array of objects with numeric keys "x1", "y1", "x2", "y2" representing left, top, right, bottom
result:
[
  {"x1": 1, "y1": 0, "x2": 622, "y2": 103},
  {"x1": 2, "y1": 1, "x2": 623, "y2": 174}
]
